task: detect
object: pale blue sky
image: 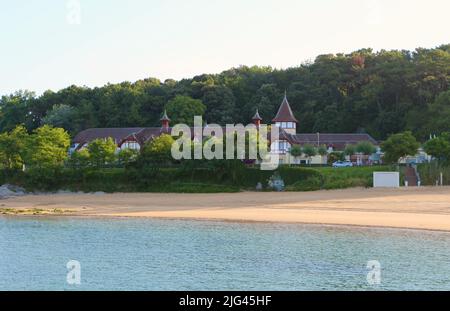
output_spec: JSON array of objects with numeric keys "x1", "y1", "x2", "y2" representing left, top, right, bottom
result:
[{"x1": 0, "y1": 0, "x2": 449, "y2": 96}]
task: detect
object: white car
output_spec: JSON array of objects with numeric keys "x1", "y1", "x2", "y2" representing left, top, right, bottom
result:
[{"x1": 332, "y1": 161, "x2": 354, "y2": 168}]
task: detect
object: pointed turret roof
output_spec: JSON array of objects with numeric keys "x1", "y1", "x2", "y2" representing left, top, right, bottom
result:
[
  {"x1": 160, "y1": 110, "x2": 170, "y2": 121},
  {"x1": 272, "y1": 92, "x2": 298, "y2": 123},
  {"x1": 252, "y1": 109, "x2": 263, "y2": 121}
]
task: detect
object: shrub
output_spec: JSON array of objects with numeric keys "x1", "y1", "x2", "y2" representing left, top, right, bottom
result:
[
  {"x1": 381, "y1": 131, "x2": 419, "y2": 163},
  {"x1": 289, "y1": 145, "x2": 303, "y2": 157},
  {"x1": 322, "y1": 177, "x2": 370, "y2": 190},
  {"x1": 318, "y1": 166, "x2": 392, "y2": 189},
  {"x1": 87, "y1": 138, "x2": 117, "y2": 168},
  {"x1": 327, "y1": 152, "x2": 345, "y2": 165},
  {"x1": 117, "y1": 149, "x2": 139, "y2": 167},
  {"x1": 286, "y1": 176, "x2": 323, "y2": 191},
  {"x1": 356, "y1": 141, "x2": 377, "y2": 155},
  {"x1": 0, "y1": 163, "x2": 397, "y2": 193},
  {"x1": 67, "y1": 149, "x2": 90, "y2": 168},
  {"x1": 277, "y1": 166, "x2": 322, "y2": 185},
  {"x1": 417, "y1": 162, "x2": 450, "y2": 186},
  {"x1": 23, "y1": 167, "x2": 65, "y2": 191},
  {"x1": 138, "y1": 134, "x2": 175, "y2": 166}
]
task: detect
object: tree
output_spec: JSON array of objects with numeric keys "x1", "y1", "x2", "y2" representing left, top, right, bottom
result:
[
  {"x1": 0, "y1": 45, "x2": 449, "y2": 141},
  {"x1": 313, "y1": 103, "x2": 343, "y2": 133},
  {"x1": 26, "y1": 125, "x2": 71, "y2": 168},
  {"x1": 67, "y1": 149, "x2": 90, "y2": 168},
  {"x1": 302, "y1": 144, "x2": 317, "y2": 165},
  {"x1": 423, "y1": 133, "x2": 450, "y2": 164},
  {"x1": 42, "y1": 104, "x2": 77, "y2": 132},
  {"x1": 344, "y1": 145, "x2": 356, "y2": 156},
  {"x1": 87, "y1": 138, "x2": 117, "y2": 168},
  {"x1": 117, "y1": 148, "x2": 139, "y2": 166},
  {"x1": 73, "y1": 99, "x2": 98, "y2": 133},
  {"x1": 0, "y1": 125, "x2": 29, "y2": 169},
  {"x1": 166, "y1": 95, "x2": 206, "y2": 126},
  {"x1": 426, "y1": 91, "x2": 450, "y2": 134},
  {"x1": 202, "y1": 85, "x2": 236, "y2": 124},
  {"x1": 0, "y1": 91, "x2": 36, "y2": 132},
  {"x1": 356, "y1": 141, "x2": 377, "y2": 155},
  {"x1": 289, "y1": 145, "x2": 303, "y2": 158},
  {"x1": 318, "y1": 145, "x2": 328, "y2": 156},
  {"x1": 139, "y1": 134, "x2": 175, "y2": 165},
  {"x1": 245, "y1": 84, "x2": 279, "y2": 123},
  {"x1": 381, "y1": 131, "x2": 420, "y2": 163}
]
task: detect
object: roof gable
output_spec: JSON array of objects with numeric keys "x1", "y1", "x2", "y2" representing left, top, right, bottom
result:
[
  {"x1": 272, "y1": 94, "x2": 298, "y2": 123},
  {"x1": 73, "y1": 128, "x2": 145, "y2": 144}
]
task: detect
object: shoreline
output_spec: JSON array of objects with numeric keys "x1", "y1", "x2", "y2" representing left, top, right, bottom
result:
[
  {"x1": 2, "y1": 187, "x2": 450, "y2": 232},
  {"x1": 4, "y1": 213, "x2": 450, "y2": 234}
]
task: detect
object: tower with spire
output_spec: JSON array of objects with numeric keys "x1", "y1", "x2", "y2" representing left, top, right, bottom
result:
[
  {"x1": 272, "y1": 91, "x2": 298, "y2": 135},
  {"x1": 160, "y1": 110, "x2": 170, "y2": 131},
  {"x1": 252, "y1": 109, "x2": 263, "y2": 127}
]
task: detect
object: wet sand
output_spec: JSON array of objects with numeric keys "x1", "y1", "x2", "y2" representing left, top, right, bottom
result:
[{"x1": 2, "y1": 187, "x2": 450, "y2": 231}]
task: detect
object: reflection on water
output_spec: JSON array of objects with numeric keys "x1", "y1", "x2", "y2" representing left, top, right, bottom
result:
[{"x1": 1, "y1": 217, "x2": 449, "y2": 290}]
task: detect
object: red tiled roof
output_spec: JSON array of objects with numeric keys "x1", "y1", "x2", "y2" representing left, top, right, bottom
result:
[
  {"x1": 134, "y1": 128, "x2": 169, "y2": 145},
  {"x1": 282, "y1": 132, "x2": 378, "y2": 150},
  {"x1": 73, "y1": 128, "x2": 145, "y2": 145},
  {"x1": 73, "y1": 126, "x2": 378, "y2": 152},
  {"x1": 272, "y1": 95, "x2": 298, "y2": 123}
]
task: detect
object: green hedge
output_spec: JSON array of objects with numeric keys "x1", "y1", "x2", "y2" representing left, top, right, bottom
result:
[
  {"x1": 318, "y1": 166, "x2": 395, "y2": 190},
  {"x1": 0, "y1": 165, "x2": 396, "y2": 193},
  {"x1": 286, "y1": 176, "x2": 322, "y2": 191}
]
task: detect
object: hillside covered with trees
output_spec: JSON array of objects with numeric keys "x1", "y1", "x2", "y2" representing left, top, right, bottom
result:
[{"x1": 1, "y1": 44, "x2": 449, "y2": 141}]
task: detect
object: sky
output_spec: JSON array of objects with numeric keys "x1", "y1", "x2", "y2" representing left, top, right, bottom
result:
[{"x1": 0, "y1": 0, "x2": 449, "y2": 96}]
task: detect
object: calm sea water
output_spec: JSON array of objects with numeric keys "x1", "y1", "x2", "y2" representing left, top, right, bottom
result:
[{"x1": 0, "y1": 216, "x2": 449, "y2": 291}]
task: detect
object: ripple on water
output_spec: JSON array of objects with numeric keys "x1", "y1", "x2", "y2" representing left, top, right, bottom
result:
[{"x1": 0, "y1": 217, "x2": 449, "y2": 290}]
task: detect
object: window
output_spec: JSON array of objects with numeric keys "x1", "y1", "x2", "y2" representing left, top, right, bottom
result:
[
  {"x1": 271, "y1": 140, "x2": 291, "y2": 153},
  {"x1": 277, "y1": 140, "x2": 291, "y2": 152},
  {"x1": 122, "y1": 141, "x2": 140, "y2": 150}
]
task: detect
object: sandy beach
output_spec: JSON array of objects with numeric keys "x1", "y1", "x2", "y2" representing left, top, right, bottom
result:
[{"x1": 2, "y1": 187, "x2": 450, "y2": 231}]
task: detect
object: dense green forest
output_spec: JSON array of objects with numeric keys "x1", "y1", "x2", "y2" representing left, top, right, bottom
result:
[{"x1": 1, "y1": 45, "x2": 449, "y2": 141}]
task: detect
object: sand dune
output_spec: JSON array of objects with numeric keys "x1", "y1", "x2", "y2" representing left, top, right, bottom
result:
[{"x1": 2, "y1": 187, "x2": 450, "y2": 231}]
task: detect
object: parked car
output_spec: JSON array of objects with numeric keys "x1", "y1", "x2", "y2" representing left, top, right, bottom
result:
[{"x1": 332, "y1": 161, "x2": 353, "y2": 168}]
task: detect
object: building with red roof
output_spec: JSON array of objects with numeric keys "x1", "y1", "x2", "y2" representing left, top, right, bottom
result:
[{"x1": 73, "y1": 94, "x2": 379, "y2": 165}]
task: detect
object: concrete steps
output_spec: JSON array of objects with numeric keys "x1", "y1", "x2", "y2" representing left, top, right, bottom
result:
[{"x1": 404, "y1": 166, "x2": 418, "y2": 187}]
